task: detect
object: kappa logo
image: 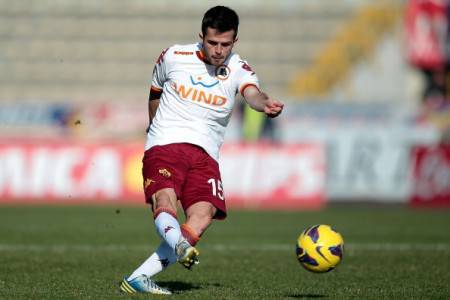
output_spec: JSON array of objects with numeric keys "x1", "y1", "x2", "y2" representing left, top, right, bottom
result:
[
  {"x1": 174, "y1": 51, "x2": 194, "y2": 56},
  {"x1": 159, "y1": 168, "x2": 171, "y2": 178},
  {"x1": 158, "y1": 258, "x2": 170, "y2": 268},
  {"x1": 164, "y1": 226, "x2": 174, "y2": 234},
  {"x1": 144, "y1": 178, "x2": 155, "y2": 189}
]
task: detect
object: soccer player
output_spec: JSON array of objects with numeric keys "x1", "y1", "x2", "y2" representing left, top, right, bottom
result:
[{"x1": 120, "y1": 5, "x2": 284, "y2": 295}]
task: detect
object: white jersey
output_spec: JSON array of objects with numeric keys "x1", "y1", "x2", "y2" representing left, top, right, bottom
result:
[{"x1": 145, "y1": 43, "x2": 260, "y2": 161}]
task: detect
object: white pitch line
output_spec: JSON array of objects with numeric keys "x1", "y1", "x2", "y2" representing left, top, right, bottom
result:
[
  {"x1": 0, "y1": 243, "x2": 449, "y2": 253},
  {"x1": 207, "y1": 243, "x2": 450, "y2": 252}
]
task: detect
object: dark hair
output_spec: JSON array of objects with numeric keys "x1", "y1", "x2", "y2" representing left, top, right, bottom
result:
[{"x1": 201, "y1": 6, "x2": 239, "y2": 39}]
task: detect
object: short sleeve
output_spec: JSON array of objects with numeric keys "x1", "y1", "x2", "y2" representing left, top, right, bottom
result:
[
  {"x1": 151, "y1": 47, "x2": 170, "y2": 90},
  {"x1": 236, "y1": 60, "x2": 260, "y2": 96}
]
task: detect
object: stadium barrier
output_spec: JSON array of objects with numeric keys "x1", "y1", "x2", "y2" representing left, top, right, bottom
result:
[
  {"x1": 278, "y1": 102, "x2": 442, "y2": 202},
  {"x1": 0, "y1": 140, "x2": 325, "y2": 209},
  {"x1": 220, "y1": 143, "x2": 325, "y2": 209}
]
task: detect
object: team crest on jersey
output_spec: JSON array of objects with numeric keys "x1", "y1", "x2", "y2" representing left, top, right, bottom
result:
[
  {"x1": 215, "y1": 65, "x2": 230, "y2": 80},
  {"x1": 158, "y1": 168, "x2": 171, "y2": 178}
]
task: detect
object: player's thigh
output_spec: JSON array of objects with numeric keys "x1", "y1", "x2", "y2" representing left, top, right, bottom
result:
[
  {"x1": 142, "y1": 145, "x2": 189, "y2": 205},
  {"x1": 153, "y1": 187, "x2": 178, "y2": 212},
  {"x1": 180, "y1": 156, "x2": 227, "y2": 220}
]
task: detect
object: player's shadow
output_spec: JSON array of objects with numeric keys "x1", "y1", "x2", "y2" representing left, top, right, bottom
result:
[
  {"x1": 158, "y1": 281, "x2": 202, "y2": 293},
  {"x1": 286, "y1": 293, "x2": 328, "y2": 298}
]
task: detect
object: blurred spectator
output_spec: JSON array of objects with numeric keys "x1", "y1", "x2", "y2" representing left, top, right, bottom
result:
[
  {"x1": 405, "y1": 0, "x2": 449, "y2": 108},
  {"x1": 240, "y1": 101, "x2": 277, "y2": 142}
]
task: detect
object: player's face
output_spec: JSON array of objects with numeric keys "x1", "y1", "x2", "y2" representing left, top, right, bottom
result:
[{"x1": 200, "y1": 27, "x2": 237, "y2": 66}]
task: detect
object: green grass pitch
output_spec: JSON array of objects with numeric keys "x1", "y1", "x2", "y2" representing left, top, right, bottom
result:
[{"x1": 0, "y1": 204, "x2": 449, "y2": 299}]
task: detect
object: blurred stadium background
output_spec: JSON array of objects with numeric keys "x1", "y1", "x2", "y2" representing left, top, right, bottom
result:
[{"x1": 1, "y1": 0, "x2": 449, "y2": 207}]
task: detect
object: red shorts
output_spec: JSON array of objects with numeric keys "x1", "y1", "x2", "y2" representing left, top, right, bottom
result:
[{"x1": 142, "y1": 143, "x2": 227, "y2": 220}]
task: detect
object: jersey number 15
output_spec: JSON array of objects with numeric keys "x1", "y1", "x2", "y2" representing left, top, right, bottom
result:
[{"x1": 207, "y1": 178, "x2": 224, "y2": 200}]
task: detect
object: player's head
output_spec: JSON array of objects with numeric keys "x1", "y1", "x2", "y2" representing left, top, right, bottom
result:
[
  {"x1": 201, "y1": 6, "x2": 239, "y2": 39},
  {"x1": 200, "y1": 6, "x2": 239, "y2": 66}
]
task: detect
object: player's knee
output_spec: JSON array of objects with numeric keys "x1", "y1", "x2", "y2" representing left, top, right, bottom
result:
[{"x1": 153, "y1": 188, "x2": 177, "y2": 211}]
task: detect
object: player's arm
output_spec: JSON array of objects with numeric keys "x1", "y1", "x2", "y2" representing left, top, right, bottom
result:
[
  {"x1": 242, "y1": 85, "x2": 284, "y2": 118},
  {"x1": 146, "y1": 86, "x2": 162, "y2": 133},
  {"x1": 146, "y1": 47, "x2": 170, "y2": 133}
]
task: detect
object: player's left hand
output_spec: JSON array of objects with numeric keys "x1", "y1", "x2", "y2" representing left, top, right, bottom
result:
[{"x1": 264, "y1": 99, "x2": 284, "y2": 118}]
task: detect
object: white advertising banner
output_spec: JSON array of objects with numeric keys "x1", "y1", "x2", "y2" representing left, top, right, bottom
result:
[
  {"x1": 324, "y1": 127, "x2": 412, "y2": 201},
  {"x1": 283, "y1": 126, "x2": 422, "y2": 202},
  {"x1": 278, "y1": 102, "x2": 440, "y2": 202}
]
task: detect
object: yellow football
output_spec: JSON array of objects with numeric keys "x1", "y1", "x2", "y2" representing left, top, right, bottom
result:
[{"x1": 296, "y1": 224, "x2": 344, "y2": 273}]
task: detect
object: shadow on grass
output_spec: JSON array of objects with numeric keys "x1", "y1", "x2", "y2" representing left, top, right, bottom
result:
[
  {"x1": 158, "y1": 281, "x2": 202, "y2": 293},
  {"x1": 286, "y1": 293, "x2": 328, "y2": 298}
]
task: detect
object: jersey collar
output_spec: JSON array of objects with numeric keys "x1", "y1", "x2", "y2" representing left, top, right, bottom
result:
[
  {"x1": 196, "y1": 43, "x2": 233, "y2": 66},
  {"x1": 195, "y1": 50, "x2": 234, "y2": 69},
  {"x1": 195, "y1": 49, "x2": 211, "y2": 65}
]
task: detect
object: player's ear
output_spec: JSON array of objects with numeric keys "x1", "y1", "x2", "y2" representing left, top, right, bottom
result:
[
  {"x1": 234, "y1": 37, "x2": 239, "y2": 44},
  {"x1": 199, "y1": 33, "x2": 203, "y2": 40}
]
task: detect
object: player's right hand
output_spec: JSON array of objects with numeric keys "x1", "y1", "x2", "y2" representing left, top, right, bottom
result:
[{"x1": 264, "y1": 99, "x2": 284, "y2": 118}]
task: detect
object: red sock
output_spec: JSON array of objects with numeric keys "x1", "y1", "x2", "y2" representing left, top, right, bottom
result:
[
  {"x1": 181, "y1": 224, "x2": 200, "y2": 246},
  {"x1": 153, "y1": 207, "x2": 177, "y2": 220}
]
